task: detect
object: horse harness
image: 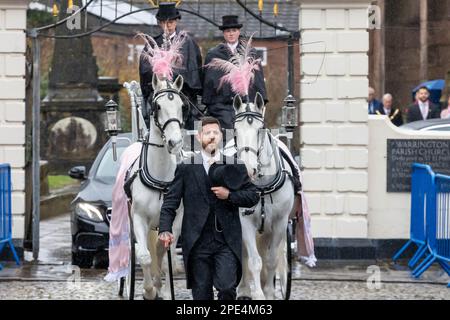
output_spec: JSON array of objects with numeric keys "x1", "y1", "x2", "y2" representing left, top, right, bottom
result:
[
  {"x1": 235, "y1": 106, "x2": 294, "y2": 234},
  {"x1": 124, "y1": 84, "x2": 186, "y2": 201}
]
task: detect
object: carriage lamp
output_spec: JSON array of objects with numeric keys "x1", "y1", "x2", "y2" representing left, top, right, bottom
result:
[
  {"x1": 281, "y1": 94, "x2": 298, "y2": 132},
  {"x1": 105, "y1": 100, "x2": 121, "y2": 161}
]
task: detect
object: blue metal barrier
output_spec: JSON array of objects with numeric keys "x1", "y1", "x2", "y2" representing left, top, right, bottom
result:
[
  {"x1": 393, "y1": 163, "x2": 434, "y2": 267},
  {"x1": 0, "y1": 163, "x2": 20, "y2": 270},
  {"x1": 412, "y1": 174, "x2": 450, "y2": 278}
]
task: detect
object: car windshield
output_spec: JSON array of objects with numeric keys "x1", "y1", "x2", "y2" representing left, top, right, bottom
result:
[{"x1": 95, "y1": 146, "x2": 128, "y2": 183}]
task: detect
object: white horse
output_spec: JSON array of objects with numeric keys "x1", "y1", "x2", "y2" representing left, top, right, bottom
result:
[
  {"x1": 232, "y1": 93, "x2": 297, "y2": 300},
  {"x1": 128, "y1": 74, "x2": 185, "y2": 300}
]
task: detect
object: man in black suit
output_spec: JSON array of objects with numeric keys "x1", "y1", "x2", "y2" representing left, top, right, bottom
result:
[
  {"x1": 406, "y1": 86, "x2": 441, "y2": 123},
  {"x1": 158, "y1": 117, "x2": 259, "y2": 300}
]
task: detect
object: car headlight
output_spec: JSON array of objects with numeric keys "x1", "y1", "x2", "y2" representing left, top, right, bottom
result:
[{"x1": 75, "y1": 203, "x2": 104, "y2": 221}]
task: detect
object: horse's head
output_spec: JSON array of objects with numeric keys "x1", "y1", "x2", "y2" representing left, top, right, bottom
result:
[
  {"x1": 151, "y1": 74, "x2": 185, "y2": 154},
  {"x1": 233, "y1": 92, "x2": 266, "y2": 179}
]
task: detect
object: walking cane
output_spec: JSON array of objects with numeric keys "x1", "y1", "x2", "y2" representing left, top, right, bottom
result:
[{"x1": 167, "y1": 245, "x2": 175, "y2": 300}]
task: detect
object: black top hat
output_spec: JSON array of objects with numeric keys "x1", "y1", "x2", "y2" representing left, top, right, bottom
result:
[
  {"x1": 156, "y1": 3, "x2": 181, "y2": 21},
  {"x1": 219, "y1": 15, "x2": 243, "y2": 31},
  {"x1": 209, "y1": 162, "x2": 249, "y2": 191}
]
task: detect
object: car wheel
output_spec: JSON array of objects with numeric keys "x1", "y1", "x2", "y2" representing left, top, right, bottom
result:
[
  {"x1": 72, "y1": 251, "x2": 94, "y2": 268},
  {"x1": 93, "y1": 252, "x2": 109, "y2": 269}
]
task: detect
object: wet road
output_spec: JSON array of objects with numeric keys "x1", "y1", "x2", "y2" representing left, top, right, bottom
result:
[{"x1": 0, "y1": 213, "x2": 448, "y2": 300}]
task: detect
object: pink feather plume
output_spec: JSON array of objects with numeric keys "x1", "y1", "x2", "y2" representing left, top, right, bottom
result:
[
  {"x1": 137, "y1": 31, "x2": 186, "y2": 81},
  {"x1": 206, "y1": 34, "x2": 261, "y2": 97}
]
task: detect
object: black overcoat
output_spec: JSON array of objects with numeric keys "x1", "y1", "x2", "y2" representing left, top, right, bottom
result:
[
  {"x1": 202, "y1": 41, "x2": 268, "y2": 107},
  {"x1": 159, "y1": 153, "x2": 259, "y2": 288},
  {"x1": 406, "y1": 102, "x2": 441, "y2": 123},
  {"x1": 378, "y1": 107, "x2": 404, "y2": 127},
  {"x1": 139, "y1": 29, "x2": 203, "y2": 116}
]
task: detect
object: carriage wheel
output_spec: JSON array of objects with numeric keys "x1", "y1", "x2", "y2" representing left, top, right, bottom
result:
[
  {"x1": 124, "y1": 216, "x2": 136, "y2": 300},
  {"x1": 278, "y1": 222, "x2": 293, "y2": 300}
]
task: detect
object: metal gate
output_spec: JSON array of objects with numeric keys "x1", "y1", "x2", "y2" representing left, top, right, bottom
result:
[{"x1": 26, "y1": 0, "x2": 299, "y2": 259}]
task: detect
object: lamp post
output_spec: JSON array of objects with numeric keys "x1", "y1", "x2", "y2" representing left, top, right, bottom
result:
[
  {"x1": 104, "y1": 100, "x2": 121, "y2": 161},
  {"x1": 281, "y1": 94, "x2": 298, "y2": 152}
]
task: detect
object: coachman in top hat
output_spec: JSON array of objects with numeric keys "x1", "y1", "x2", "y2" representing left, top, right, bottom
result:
[
  {"x1": 202, "y1": 15, "x2": 268, "y2": 130},
  {"x1": 139, "y1": 3, "x2": 203, "y2": 130}
]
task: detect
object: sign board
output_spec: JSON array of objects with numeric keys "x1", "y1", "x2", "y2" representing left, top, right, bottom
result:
[{"x1": 387, "y1": 139, "x2": 450, "y2": 192}]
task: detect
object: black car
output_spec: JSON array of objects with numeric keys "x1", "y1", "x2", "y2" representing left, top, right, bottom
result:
[
  {"x1": 400, "y1": 118, "x2": 450, "y2": 131},
  {"x1": 69, "y1": 133, "x2": 132, "y2": 268}
]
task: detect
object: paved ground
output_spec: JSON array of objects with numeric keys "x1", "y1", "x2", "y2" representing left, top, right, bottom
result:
[{"x1": 0, "y1": 213, "x2": 449, "y2": 300}]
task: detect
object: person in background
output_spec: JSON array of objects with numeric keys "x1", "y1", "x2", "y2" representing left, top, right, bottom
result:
[
  {"x1": 440, "y1": 96, "x2": 450, "y2": 119},
  {"x1": 368, "y1": 86, "x2": 383, "y2": 115},
  {"x1": 377, "y1": 93, "x2": 403, "y2": 127},
  {"x1": 406, "y1": 86, "x2": 441, "y2": 123}
]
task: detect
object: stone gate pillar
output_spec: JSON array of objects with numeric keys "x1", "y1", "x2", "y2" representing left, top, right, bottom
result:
[
  {"x1": 0, "y1": 0, "x2": 28, "y2": 257},
  {"x1": 299, "y1": 0, "x2": 371, "y2": 239}
]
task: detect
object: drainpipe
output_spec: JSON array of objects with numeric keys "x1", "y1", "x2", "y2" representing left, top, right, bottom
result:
[
  {"x1": 29, "y1": 29, "x2": 41, "y2": 261},
  {"x1": 419, "y1": 0, "x2": 428, "y2": 82}
]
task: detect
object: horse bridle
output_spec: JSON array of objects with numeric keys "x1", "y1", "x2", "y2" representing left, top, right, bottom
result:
[
  {"x1": 234, "y1": 105, "x2": 273, "y2": 176},
  {"x1": 150, "y1": 84, "x2": 186, "y2": 145}
]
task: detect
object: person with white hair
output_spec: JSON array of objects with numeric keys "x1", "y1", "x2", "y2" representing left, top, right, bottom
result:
[{"x1": 377, "y1": 93, "x2": 403, "y2": 127}]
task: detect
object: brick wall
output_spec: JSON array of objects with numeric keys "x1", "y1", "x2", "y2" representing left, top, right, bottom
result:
[
  {"x1": 299, "y1": 0, "x2": 371, "y2": 238},
  {"x1": 370, "y1": 0, "x2": 450, "y2": 109}
]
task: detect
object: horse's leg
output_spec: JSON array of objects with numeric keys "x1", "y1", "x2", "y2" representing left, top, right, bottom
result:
[
  {"x1": 155, "y1": 235, "x2": 174, "y2": 300},
  {"x1": 237, "y1": 237, "x2": 252, "y2": 299},
  {"x1": 155, "y1": 205, "x2": 183, "y2": 300},
  {"x1": 148, "y1": 229, "x2": 163, "y2": 295},
  {"x1": 262, "y1": 217, "x2": 288, "y2": 300},
  {"x1": 172, "y1": 205, "x2": 184, "y2": 274},
  {"x1": 133, "y1": 211, "x2": 157, "y2": 300},
  {"x1": 257, "y1": 235, "x2": 270, "y2": 289},
  {"x1": 240, "y1": 217, "x2": 265, "y2": 300}
]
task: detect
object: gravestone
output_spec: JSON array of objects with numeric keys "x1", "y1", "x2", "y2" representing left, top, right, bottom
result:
[{"x1": 41, "y1": 0, "x2": 107, "y2": 174}]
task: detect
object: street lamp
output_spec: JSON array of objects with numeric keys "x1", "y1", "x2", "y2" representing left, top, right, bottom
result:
[
  {"x1": 104, "y1": 100, "x2": 121, "y2": 161},
  {"x1": 280, "y1": 94, "x2": 298, "y2": 153},
  {"x1": 281, "y1": 94, "x2": 298, "y2": 132}
]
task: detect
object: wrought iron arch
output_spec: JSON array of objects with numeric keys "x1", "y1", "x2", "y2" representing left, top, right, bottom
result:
[{"x1": 26, "y1": 0, "x2": 300, "y2": 260}]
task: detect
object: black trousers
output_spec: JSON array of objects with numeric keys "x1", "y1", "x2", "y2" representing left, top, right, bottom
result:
[{"x1": 189, "y1": 238, "x2": 239, "y2": 300}]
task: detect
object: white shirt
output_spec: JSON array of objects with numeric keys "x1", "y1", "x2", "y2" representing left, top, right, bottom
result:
[
  {"x1": 383, "y1": 107, "x2": 391, "y2": 116},
  {"x1": 201, "y1": 150, "x2": 221, "y2": 174},
  {"x1": 227, "y1": 41, "x2": 238, "y2": 54},
  {"x1": 418, "y1": 101, "x2": 429, "y2": 120}
]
